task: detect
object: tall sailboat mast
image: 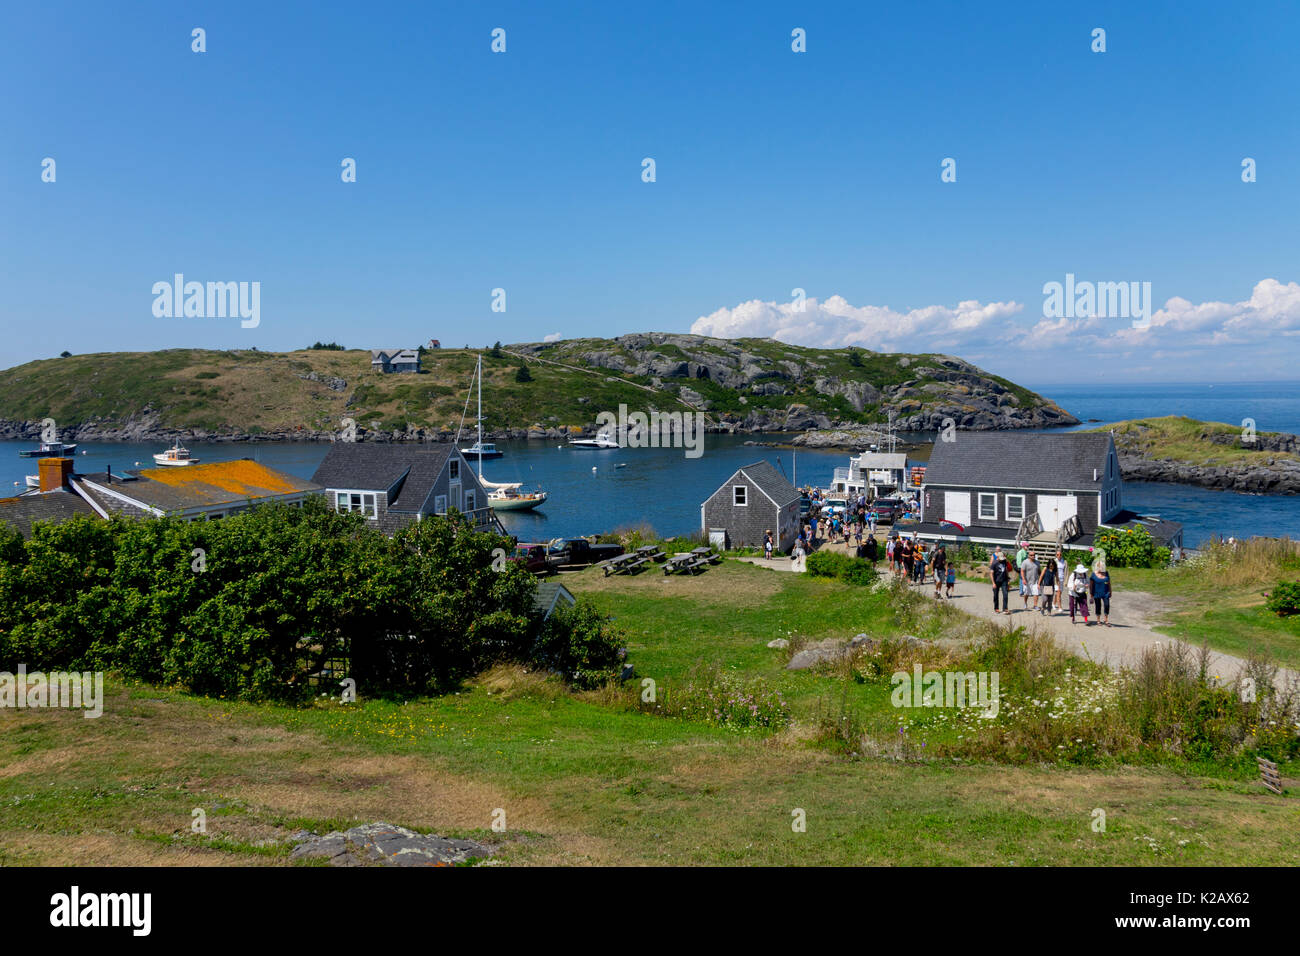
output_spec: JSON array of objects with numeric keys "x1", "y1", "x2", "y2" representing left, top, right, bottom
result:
[{"x1": 476, "y1": 353, "x2": 484, "y2": 483}]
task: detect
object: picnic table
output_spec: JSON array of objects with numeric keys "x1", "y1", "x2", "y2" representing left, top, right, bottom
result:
[
  {"x1": 664, "y1": 551, "x2": 711, "y2": 575},
  {"x1": 601, "y1": 552, "x2": 650, "y2": 577},
  {"x1": 636, "y1": 545, "x2": 667, "y2": 562},
  {"x1": 690, "y1": 547, "x2": 722, "y2": 565}
]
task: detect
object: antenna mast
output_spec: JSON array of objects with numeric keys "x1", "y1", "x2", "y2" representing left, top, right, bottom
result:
[{"x1": 476, "y1": 353, "x2": 484, "y2": 483}]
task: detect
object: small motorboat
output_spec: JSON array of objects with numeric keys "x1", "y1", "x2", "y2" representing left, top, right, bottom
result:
[
  {"x1": 153, "y1": 442, "x2": 199, "y2": 466},
  {"x1": 24, "y1": 474, "x2": 40, "y2": 488},
  {"x1": 568, "y1": 430, "x2": 620, "y2": 450},
  {"x1": 460, "y1": 440, "x2": 504, "y2": 460},
  {"x1": 18, "y1": 441, "x2": 78, "y2": 459}
]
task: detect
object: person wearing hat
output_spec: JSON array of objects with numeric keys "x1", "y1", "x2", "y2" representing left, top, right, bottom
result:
[
  {"x1": 989, "y1": 545, "x2": 1011, "y2": 614},
  {"x1": 1066, "y1": 563, "x2": 1090, "y2": 625}
]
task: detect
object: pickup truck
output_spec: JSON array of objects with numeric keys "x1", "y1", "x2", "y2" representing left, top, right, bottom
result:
[
  {"x1": 546, "y1": 537, "x2": 624, "y2": 571},
  {"x1": 870, "y1": 497, "x2": 903, "y2": 524},
  {"x1": 508, "y1": 543, "x2": 552, "y2": 576}
]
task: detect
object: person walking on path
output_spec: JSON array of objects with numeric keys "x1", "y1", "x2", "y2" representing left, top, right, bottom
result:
[
  {"x1": 901, "y1": 537, "x2": 914, "y2": 581},
  {"x1": 1090, "y1": 565, "x2": 1113, "y2": 626},
  {"x1": 886, "y1": 536, "x2": 896, "y2": 573},
  {"x1": 989, "y1": 545, "x2": 1012, "y2": 614},
  {"x1": 1015, "y1": 542, "x2": 1030, "y2": 609},
  {"x1": 932, "y1": 544, "x2": 947, "y2": 600},
  {"x1": 1054, "y1": 550, "x2": 1067, "y2": 600},
  {"x1": 763, "y1": 530, "x2": 773, "y2": 561},
  {"x1": 1038, "y1": 556, "x2": 1057, "y2": 615},
  {"x1": 945, "y1": 561, "x2": 957, "y2": 598},
  {"x1": 791, "y1": 539, "x2": 807, "y2": 572},
  {"x1": 1067, "y1": 563, "x2": 1090, "y2": 625},
  {"x1": 865, "y1": 533, "x2": 878, "y2": 564},
  {"x1": 1021, "y1": 552, "x2": 1041, "y2": 612}
]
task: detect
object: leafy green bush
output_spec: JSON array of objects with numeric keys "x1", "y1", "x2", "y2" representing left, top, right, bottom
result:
[
  {"x1": 954, "y1": 542, "x2": 988, "y2": 564},
  {"x1": 0, "y1": 498, "x2": 623, "y2": 701},
  {"x1": 1093, "y1": 526, "x2": 1169, "y2": 568},
  {"x1": 806, "y1": 549, "x2": 878, "y2": 586},
  {"x1": 1265, "y1": 581, "x2": 1300, "y2": 617},
  {"x1": 531, "y1": 598, "x2": 625, "y2": 690}
]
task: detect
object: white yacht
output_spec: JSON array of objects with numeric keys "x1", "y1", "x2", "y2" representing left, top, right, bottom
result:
[{"x1": 568, "y1": 431, "x2": 620, "y2": 450}]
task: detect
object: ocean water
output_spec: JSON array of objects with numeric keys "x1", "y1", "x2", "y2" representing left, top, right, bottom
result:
[
  {"x1": 1031, "y1": 381, "x2": 1300, "y2": 434},
  {"x1": 3, "y1": 382, "x2": 1298, "y2": 546}
]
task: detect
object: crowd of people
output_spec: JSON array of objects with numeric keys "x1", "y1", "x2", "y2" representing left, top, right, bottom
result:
[
  {"x1": 762, "y1": 489, "x2": 1117, "y2": 625},
  {"x1": 986, "y1": 543, "x2": 1113, "y2": 625}
]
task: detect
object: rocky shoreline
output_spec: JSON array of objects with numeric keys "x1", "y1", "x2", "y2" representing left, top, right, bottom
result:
[{"x1": 1117, "y1": 451, "x2": 1300, "y2": 495}]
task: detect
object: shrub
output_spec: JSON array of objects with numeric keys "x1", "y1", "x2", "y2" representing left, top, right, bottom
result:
[
  {"x1": 806, "y1": 549, "x2": 877, "y2": 586},
  {"x1": 531, "y1": 598, "x2": 625, "y2": 690},
  {"x1": 515, "y1": 364, "x2": 533, "y2": 382},
  {"x1": 1094, "y1": 526, "x2": 1168, "y2": 568},
  {"x1": 1265, "y1": 581, "x2": 1300, "y2": 617},
  {"x1": 954, "y1": 542, "x2": 988, "y2": 564}
]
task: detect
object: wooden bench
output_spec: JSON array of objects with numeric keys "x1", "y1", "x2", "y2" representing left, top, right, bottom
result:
[
  {"x1": 691, "y1": 547, "x2": 722, "y2": 565},
  {"x1": 600, "y1": 554, "x2": 638, "y2": 576},
  {"x1": 664, "y1": 554, "x2": 696, "y2": 575}
]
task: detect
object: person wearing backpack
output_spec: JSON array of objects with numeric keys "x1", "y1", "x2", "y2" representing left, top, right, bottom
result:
[
  {"x1": 1067, "y1": 564, "x2": 1090, "y2": 625},
  {"x1": 989, "y1": 546, "x2": 1011, "y2": 614}
]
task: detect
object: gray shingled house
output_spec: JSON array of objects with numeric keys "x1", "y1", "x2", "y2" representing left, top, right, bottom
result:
[
  {"x1": 915, "y1": 431, "x2": 1181, "y2": 551},
  {"x1": 310, "y1": 443, "x2": 495, "y2": 535},
  {"x1": 370, "y1": 348, "x2": 421, "y2": 373},
  {"x1": 701, "y1": 460, "x2": 801, "y2": 551}
]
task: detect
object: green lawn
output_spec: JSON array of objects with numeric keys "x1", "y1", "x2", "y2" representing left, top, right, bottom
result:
[
  {"x1": 2, "y1": 561, "x2": 1296, "y2": 866},
  {"x1": 1112, "y1": 565, "x2": 1300, "y2": 669}
]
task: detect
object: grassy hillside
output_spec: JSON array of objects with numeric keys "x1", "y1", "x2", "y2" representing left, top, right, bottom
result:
[
  {"x1": 0, "y1": 336, "x2": 1070, "y2": 436},
  {"x1": 1099, "y1": 416, "x2": 1299, "y2": 467}
]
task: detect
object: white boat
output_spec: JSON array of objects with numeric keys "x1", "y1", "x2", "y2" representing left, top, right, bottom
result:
[
  {"x1": 569, "y1": 430, "x2": 620, "y2": 449},
  {"x1": 460, "y1": 440, "x2": 503, "y2": 460},
  {"x1": 487, "y1": 487, "x2": 549, "y2": 512},
  {"x1": 153, "y1": 442, "x2": 199, "y2": 466},
  {"x1": 462, "y1": 353, "x2": 548, "y2": 511},
  {"x1": 24, "y1": 474, "x2": 39, "y2": 488}
]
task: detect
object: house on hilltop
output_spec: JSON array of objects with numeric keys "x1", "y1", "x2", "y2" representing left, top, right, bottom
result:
[
  {"x1": 311, "y1": 443, "x2": 496, "y2": 535},
  {"x1": 701, "y1": 460, "x2": 801, "y2": 551},
  {"x1": 370, "y1": 348, "x2": 421, "y2": 373}
]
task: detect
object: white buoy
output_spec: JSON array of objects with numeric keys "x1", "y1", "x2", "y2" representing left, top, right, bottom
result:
[
  {"x1": 592, "y1": 466, "x2": 597, "y2": 473},
  {"x1": 134, "y1": 461, "x2": 141, "y2": 465}
]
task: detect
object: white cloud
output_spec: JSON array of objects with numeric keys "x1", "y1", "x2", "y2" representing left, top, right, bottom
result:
[
  {"x1": 543, "y1": 332, "x2": 562, "y2": 343},
  {"x1": 691, "y1": 280, "x2": 1300, "y2": 369},
  {"x1": 690, "y1": 294, "x2": 1023, "y2": 353}
]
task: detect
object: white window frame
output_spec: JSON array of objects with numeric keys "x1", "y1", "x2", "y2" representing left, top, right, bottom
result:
[
  {"x1": 1005, "y1": 494, "x2": 1025, "y2": 521},
  {"x1": 334, "y1": 489, "x2": 377, "y2": 519},
  {"x1": 978, "y1": 493, "x2": 997, "y2": 520},
  {"x1": 464, "y1": 490, "x2": 476, "y2": 512},
  {"x1": 733, "y1": 485, "x2": 747, "y2": 507},
  {"x1": 435, "y1": 494, "x2": 447, "y2": 514}
]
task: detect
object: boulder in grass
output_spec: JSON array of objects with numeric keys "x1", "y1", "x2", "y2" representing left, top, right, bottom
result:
[
  {"x1": 290, "y1": 822, "x2": 493, "y2": 867},
  {"x1": 767, "y1": 638, "x2": 789, "y2": 650}
]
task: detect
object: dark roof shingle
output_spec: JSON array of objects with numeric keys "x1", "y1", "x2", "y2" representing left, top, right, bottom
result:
[
  {"x1": 310, "y1": 444, "x2": 458, "y2": 513},
  {"x1": 736, "y1": 460, "x2": 800, "y2": 506},
  {"x1": 924, "y1": 432, "x2": 1116, "y2": 491},
  {"x1": 0, "y1": 490, "x2": 97, "y2": 538}
]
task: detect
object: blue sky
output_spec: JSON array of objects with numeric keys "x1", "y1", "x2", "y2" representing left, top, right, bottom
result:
[{"x1": 3, "y1": 0, "x2": 1299, "y2": 384}]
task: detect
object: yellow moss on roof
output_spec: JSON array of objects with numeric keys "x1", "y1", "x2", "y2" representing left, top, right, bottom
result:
[{"x1": 137, "y1": 459, "x2": 306, "y2": 501}]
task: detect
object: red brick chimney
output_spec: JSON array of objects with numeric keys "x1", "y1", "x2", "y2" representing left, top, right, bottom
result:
[{"x1": 38, "y1": 456, "x2": 74, "y2": 493}]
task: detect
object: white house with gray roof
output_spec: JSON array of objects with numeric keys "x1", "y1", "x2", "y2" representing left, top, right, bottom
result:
[{"x1": 701, "y1": 460, "x2": 801, "y2": 551}]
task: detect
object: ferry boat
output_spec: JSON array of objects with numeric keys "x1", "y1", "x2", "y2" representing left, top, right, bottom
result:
[
  {"x1": 460, "y1": 440, "x2": 504, "y2": 460},
  {"x1": 568, "y1": 431, "x2": 620, "y2": 450},
  {"x1": 153, "y1": 442, "x2": 200, "y2": 466},
  {"x1": 18, "y1": 440, "x2": 78, "y2": 459}
]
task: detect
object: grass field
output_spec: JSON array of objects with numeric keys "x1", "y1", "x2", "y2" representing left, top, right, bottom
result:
[
  {"x1": 2, "y1": 561, "x2": 1296, "y2": 866},
  {"x1": 1099, "y1": 416, "x2": 1299, "y2": 468}
]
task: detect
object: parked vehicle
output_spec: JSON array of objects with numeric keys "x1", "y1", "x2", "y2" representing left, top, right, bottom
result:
[
  {"x1": 546, "y1": 537, "x2": 624, "y2": 570},
  {"x1": 870, "y1": 497, "x2": 903, "y2": 524},
  {"x1": 508, "y1": 543, "x2": 552, "y2": 575}
]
